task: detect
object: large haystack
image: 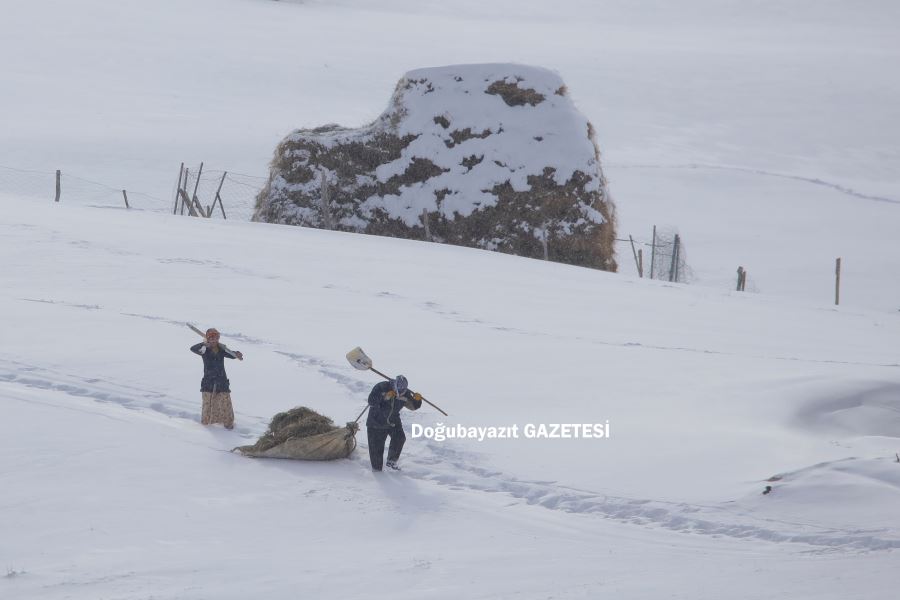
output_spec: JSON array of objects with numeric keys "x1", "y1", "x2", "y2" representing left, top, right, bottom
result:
[{"x1": 254, "y1": 63, "x2": 617, "y2": 270}]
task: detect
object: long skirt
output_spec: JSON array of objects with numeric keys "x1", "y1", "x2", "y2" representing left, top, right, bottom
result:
[{"x1": 201, "y1": 391, "x2": 235, "y2": 429}]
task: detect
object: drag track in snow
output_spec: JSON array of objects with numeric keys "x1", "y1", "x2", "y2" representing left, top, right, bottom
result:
[
  {"x1": 3, "y1": 353, "x2": 898, "y2": 553},
  {"x1": 405, "y1": 443, "x2": 900, "y2": 552}
]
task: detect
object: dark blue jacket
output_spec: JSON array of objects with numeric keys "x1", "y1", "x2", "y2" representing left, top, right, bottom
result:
[
  {"x1": 366, "y1": 380, "x2": 422, "y2": 429},
  {"x1": 190, "y1": 342, "x2": 239, "y2": 393}
]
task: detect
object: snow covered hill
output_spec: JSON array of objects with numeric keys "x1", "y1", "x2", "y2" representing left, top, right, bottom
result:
[
  {"x1": 2, "y1": 0, "x2": 899, "y2": 598},
  {"x1": 2, "y1": 198, "x2": 899, "y2": 598},
  {"x1": 2, "y1": 0, "x2": 899, "y2": 309}
]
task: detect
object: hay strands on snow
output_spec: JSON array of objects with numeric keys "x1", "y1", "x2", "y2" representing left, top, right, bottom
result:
[{"x1": 346, "y1": 346, "x2": 448, "y2": 416}]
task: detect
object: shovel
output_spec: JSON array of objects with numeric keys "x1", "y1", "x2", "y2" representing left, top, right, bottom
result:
[{"x1": 346, "y1": 346, "x2": 448, "y2": 416}]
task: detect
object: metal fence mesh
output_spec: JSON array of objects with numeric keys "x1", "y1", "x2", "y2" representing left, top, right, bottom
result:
[{"x1": 0, "y1": 163, "x2": 265, "y2": 220}]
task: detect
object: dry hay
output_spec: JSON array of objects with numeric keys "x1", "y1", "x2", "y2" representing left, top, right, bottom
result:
[
  {"x1": 485, "y1": 79, "x2": 546, "y2": 106},
  {"x1": 247, "y1": 406, "x2": 338, "y2": 453},
  {"x1": 254, "y1": 64, "x2": 617, "y2": 272}
]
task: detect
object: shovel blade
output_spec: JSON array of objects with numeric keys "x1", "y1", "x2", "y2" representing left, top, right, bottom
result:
[{"x1": 346, "y1": 346, "x2": 373, "y2": 371}]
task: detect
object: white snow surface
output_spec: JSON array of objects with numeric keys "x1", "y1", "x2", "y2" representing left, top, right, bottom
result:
[
  {"x1": 371, "y1": 64, "x2": 601, "y2": 224},
  {"x1": 3, "y1": 0, "x2": 899, "y2": 309},
  {"x1": 2, "y1": 0, "x2": 900, "y2": 598},
  {"x1": 2, "y1": 199, "x2": 900, "y2": 599}
]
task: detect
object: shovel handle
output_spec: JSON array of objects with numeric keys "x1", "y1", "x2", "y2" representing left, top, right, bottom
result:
[
  {"x1": 371, "y1": 367, "x2": 448, "y2": 416},
  {"x1": 419, "y1": 397, "x2": 448, "y2": 417}
]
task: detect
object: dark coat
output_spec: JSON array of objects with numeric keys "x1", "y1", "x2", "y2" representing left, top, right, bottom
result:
[
  {"x1": 366, "y1": 380, "x2": 422, "y2": 429},
  {"x1": 190, "y1": 342, "x2": 239, "y2": 393}
]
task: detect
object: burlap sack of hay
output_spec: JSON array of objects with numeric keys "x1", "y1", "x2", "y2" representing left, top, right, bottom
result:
[{"x1": 235, "y1": 406, "x2": 358, "y2": 460}]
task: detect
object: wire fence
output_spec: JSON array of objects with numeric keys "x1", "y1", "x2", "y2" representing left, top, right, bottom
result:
[
  {"x1": 178, "y1": 166, "x2": 266, "y2": 221},
  {"x1": 0, "y1": 164, "x2": 171, "y2": 211},
  {"x1": 615, "y1": 226, "x2": 692, "y2": 284},
  {"x1": 0, "y1": 162, "x2": 267, "y2": 220},
  {"x1": 1, "y1": 162, "x2": 705, "y2": 285},
  {"x1": 3, "y1": 161, "x2": 843, "y2": 301}
]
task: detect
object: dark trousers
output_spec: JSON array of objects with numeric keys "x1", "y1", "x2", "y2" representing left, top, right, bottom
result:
[{"x1": 367, "y1": 425, "x2": 405, "y2": 470}]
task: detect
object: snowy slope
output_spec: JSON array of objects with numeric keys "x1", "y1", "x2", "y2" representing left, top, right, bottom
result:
[
  {"x1": 2, "y1": 199, "x2": 899, "y2": 598},
  {"x1": 2, "y1": 0, "x2": 899, "y2": 308},
  {"x1": 2, "y1": 0, "x2": 900, "y2": 597}
]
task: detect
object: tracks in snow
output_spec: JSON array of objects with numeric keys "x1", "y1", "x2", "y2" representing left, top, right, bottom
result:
[
  {"x1": 0, "y1": 358, "x2": 212, "y2": 426},
  {"x1": 5, "y1": 301, "x2": 898, "y2": 552},
  {"x1": 3, "y1": 354, "x2": 897, "y2": 552},
  {"x1": 403, "y1": 443, "x2": 900, "y2": 552}
]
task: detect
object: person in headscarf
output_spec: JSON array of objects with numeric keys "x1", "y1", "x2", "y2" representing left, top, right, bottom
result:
[{"x1": 189, "y1": 328, "x2": 243, "y2": 429}]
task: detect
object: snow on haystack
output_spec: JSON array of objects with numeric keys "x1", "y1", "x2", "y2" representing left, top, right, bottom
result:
[{"x1": 254, "y1": 63, "x2": 617, "y2": 270}]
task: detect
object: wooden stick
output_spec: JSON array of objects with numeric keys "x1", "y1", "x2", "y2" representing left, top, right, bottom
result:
[
  {"x1": 669, "y1": 234, "x2": 680, "y2": 282},
  {"x1": 188, "y1": 163, "x2": 206, "y2": 217},
  {"x1": 629, "y1": 235, "x2": 641, "y2": 277},
  {"x1": 216, "y1": 193, "x2": 227, "y2": 219},
  {"x1": 55, "y1": 170, "x2": 61, "y2": 202},
  {"x1": 369, "y1": 366, "x2": 448, "y2": 416},
  {"x1": 173, "y1": 163, "x2": 184, "y2": 214},
  {"x1": 179, "y1": 188, "x2": 199, "y2": 217},
  {"x1": 213, "y1": 172, "x2": 227, "y2": 218},
  {"x1": 191, "y1": 162, "x2": 203, "y2": 202},
  {"x1": 186, "y1": 323, "x2": 236, "y2": 355},
  {"x1": 649, "y1": 225, "x2": 657, "y2": 279},
  {"x1": 675, "y1": 234, "x2": 681, "y2": 281},
  {"x1": 180, "y1": 168, "x2": 189, "y2": 215},
  {"x1": 835, "y1": 257, "x2": 842, "y2": 305},
  {"x1": 192, "y1": 194, "x2": 206, "y2": 218},
  {"x1": 122, "y1": 189, "x2": 129, "y2": 209}
]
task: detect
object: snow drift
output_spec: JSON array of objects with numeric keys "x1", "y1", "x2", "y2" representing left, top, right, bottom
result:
[{"x1": 254, "y1": 63, "x2": 617, "y2": 271}]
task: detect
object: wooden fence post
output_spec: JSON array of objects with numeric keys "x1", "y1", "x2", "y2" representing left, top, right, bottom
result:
[
  {"x1": 191, "y1": 162, "x2": 203, "y2": 202},
  {"x1": 638, "y1": 248, "x2": 643, "y2": 278},
  {"x1": 668, "y1": 233, "x2": 680, "y2": 282},
  {"x1": 649, "y1": 225, "x2": 657, "y2": 279},
  {"x1": 191, "y1": 163, "x2": 205, "y2": 217},
  {"x1": 629, "y1": 235, "x2": 642, "y2": 277},
  {"x1": 211, "y1": 171, "x2": 227, "y2": 218},
  {"x1": 55, "y1": 170, "x2": 61, "y2": 202},
  {"x1": 180, "y1": 168, "x2": 189, "y2": 215},
  {"x1": 835, "y1": 257, "x2": 841, "y2": 305},
  {"x1": 675, "y1": 234, "x2": 681, "y2": 282},
  {"x1": 173, "y1": 163, "x2": 184, "y2": 214},
  {"x1": 122, "y1": 190, "x2": 129, "y2": 209},
  {"x1": 192, "y1": 195, "x2": 206, "y2": 217},
  {"x1": 736, "y1": 266, "x2": 744, "y2": 291},
  {"x1": 179, "y1": 187, "x2": 200, "y2": 217}
]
